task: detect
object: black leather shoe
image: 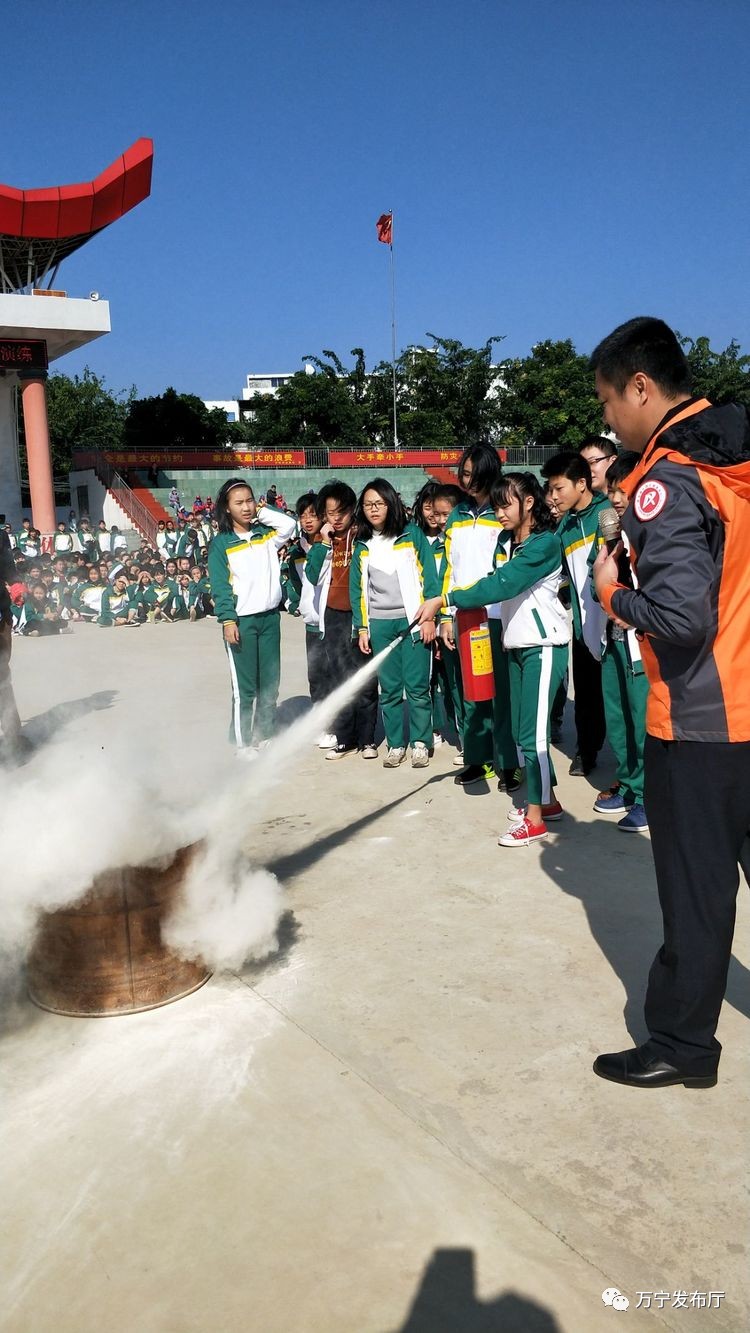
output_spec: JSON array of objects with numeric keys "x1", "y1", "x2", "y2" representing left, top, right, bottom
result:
[{"x1": 593, "y1": 1047, "x2": 717, "y2": 1089}]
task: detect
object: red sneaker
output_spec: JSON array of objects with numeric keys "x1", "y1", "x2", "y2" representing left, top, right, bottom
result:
[
  {"x1": 541, "y1": 800, "x2": 564, "y2": 822},
  {"x1": 507, "y1": 801, "x2": 563, "y2": 825},
  {"x1": 498, "y1": 817, "x2": 548, "y2": 847}
]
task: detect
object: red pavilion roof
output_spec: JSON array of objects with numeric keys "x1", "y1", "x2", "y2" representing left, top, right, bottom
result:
[{"x1": 0, "y1": 139, "x2": 153, "y2": 293}]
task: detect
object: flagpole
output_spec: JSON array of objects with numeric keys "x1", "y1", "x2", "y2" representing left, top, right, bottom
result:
[{"x1": 389, "y1": 213, "x2": 398, "y2": 448}]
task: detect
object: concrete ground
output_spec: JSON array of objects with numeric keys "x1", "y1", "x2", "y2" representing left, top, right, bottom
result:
[{"x1": 1, "y1": 616, "x2": 748, "y2": 1333}]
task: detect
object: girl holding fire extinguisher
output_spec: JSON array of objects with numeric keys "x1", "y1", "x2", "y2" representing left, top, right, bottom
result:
[
  {"x1": 440, "y1": 443, "x2": 519, "y2": 790},
  {"x1": 417, "y1": 473, "x2": 570, "y2": 846}
]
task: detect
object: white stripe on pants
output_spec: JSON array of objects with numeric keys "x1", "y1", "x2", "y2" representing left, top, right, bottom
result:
[
  {"x1": 535, "y1": 646, "x2": 554, "y2": 805},
  {"x1": 224, "y1": 638, "x2": 245, "y2": 747}
]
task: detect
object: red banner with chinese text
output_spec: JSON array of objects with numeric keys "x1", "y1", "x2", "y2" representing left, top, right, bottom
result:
[
  {"x1": 328, "y1": 449, "x2": 506, "y2": 467},
  {"x1": 102, "y1": 450, "x2": 306, "y2": 469}
]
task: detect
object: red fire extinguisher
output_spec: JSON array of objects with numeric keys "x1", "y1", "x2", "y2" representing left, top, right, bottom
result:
[{"x1": 456, "y1": 608, "x2": 495, "y2": 702}]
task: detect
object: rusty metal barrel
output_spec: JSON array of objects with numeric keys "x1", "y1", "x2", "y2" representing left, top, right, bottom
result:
[{"x1": 27, "y1": 843, "x2": 211, "y2": 1017}]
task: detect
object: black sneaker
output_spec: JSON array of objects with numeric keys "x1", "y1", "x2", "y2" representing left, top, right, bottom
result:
[
  {"x1": 500, "y1": 766, "x2": 524, "y2": 794},
  {"x1": 454, "y1": 762, "x2": 494, "y2": 786},
  {"x1": 325, "y1": 744, "x2": 357, "y2": 761},
  {"x1": 569, "y1": 753, "x2": 595, "y2": 777}
]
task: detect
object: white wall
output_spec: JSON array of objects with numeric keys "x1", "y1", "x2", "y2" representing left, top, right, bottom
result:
[{"x1": 68, "y1": 469, "x2": 137, "y2": 532}]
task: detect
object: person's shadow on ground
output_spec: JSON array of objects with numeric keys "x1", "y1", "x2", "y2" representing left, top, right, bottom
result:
[
  {"x1": 538, "y1": 810, "x2": 750, "y2": 1039},
  {"x1": 20, "y1": 690, "x2": 117, "y2": 749},
  {"x1": 389, "y1": 1248, "x2": 561, "y2": 1332}
]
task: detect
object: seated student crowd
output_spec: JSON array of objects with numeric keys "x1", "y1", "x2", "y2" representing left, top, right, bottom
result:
[{"x1": 8, "y1": 540, "x2": 215, "y2": 632}]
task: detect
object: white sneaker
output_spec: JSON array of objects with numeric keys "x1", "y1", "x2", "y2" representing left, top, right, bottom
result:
[
  {"x1": 236, "y1": 745, "x2": 259, "y2": 762},
  {"x1": 411, "y1": 742, "x2": 430, "y2": 768},
  {"x1": 452, "y1": 749, "x2": 464, "y2": 767},
  {"x1": 432, "y1": 732, "x2": 443, "y2": 748},
  {"x1": 383, "y1": 747, "x2": 406, "y2": 768},
  {"x1": 317, "y1": 732, "x2": 337, "y2": 749}
]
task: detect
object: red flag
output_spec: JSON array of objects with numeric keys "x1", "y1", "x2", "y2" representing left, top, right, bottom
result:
[{"x1": 376, "y1": 212, "x2": 393, "y2": 245}]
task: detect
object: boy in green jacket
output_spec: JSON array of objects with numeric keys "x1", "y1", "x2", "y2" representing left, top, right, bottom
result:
[{"x1": 541, "y1": 451, "x2": 609, "y2": 777}]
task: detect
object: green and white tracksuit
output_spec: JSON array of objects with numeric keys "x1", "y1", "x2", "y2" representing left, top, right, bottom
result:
[
  {"x1": 426, "y1": 531, "x2": 462, "y2": 738},
  {"x1": 99, "y1": 586, "x2": 136, "y2": 625},
  {"x1": 142, "y1": 579, "x2": 181, "y2": 619},
  {"x1": 588, "y1": 532, "x2": 647, "y2": 806},
  {"x1": 283, "y1": 535, "x2": 331, "y2": 707},
  {"x1": 187, "y1": 576, "x2": 212, "y2": 616},
  {"x1": 72, "y1": 581, "x2": 105, "y2": 619},
  {"x1": 175, "y1": 531, "x2": 196, "y2": 560},
  {"x1": 556, "y1": 493, "x2": 609, "y2": 659},
  {"x1": 446, "y1": 529, "x2": 570, "y2": 806},
  {"x1": 282, "y1": 537, "x2": 317, "y2": 629},
  {"x1": 207, "y1": 506, "x2": 297, "y2": 747},
  {"x1": 440, "y1": 500, "x2": 516, "y2": 770},
  {"x1": 302, "y1": 533, "x2": 353, "y2": 640},
  {"x1": 350, "y1": 522, "x2": 440, "y2": 749}
]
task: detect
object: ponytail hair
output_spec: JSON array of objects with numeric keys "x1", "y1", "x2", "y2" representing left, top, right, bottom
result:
[{"x1": 490, "y1": 472, "x2": 556, "y2": 533}]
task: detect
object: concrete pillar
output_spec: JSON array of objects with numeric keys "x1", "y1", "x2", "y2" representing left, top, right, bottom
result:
[
  {"x1": 0, "y1": 375, "x2": 23, "y2": 527},
  {"x1": 20, "y1": 374, "x2": 56, "y2": 543}
]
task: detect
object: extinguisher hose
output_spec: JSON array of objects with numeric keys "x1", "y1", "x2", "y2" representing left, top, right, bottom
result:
[{"x1": 394, "y1": 613, "x2": 425, "y2": 644}]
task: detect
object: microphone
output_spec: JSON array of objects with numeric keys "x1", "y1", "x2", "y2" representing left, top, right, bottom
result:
[{"x1": 598, "y1": 506, "x2": 621, "y2": 554}]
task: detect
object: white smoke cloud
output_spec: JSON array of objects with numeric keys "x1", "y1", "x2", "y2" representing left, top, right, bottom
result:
[{"x1": 1, "y1": 634, "x2": 395, "y2": 991}]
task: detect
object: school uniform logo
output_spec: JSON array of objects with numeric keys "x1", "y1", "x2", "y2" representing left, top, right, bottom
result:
[{"x1": 634, "y1": 480, "x2": 668, "y2": 522}]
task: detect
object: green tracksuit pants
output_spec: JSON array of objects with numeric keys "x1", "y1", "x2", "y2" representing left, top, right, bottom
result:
[
  {"x1": 509, "y1": 643, "x2": 568, "y2": 806},
  {"x1": 224, "y1": 609, "x2": 281, "y2": 746},
  {"x1": 368, "y1": 617, "x2": 432, "y2": 748},
  {"x1": 601, "y1": 638, "x2": 648, "y2": 806},
  {"x1": 430, "y1": 645, "x2": 462, "y2": 740},
  {"x1": 436, "y1": 637, "x2": 465, "y2": 742},
  {"x1": 462, "y1": 618, "x2": 516, "y2": 771}
]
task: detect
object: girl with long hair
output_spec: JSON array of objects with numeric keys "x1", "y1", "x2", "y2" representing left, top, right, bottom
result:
[
  {"x1": 207, "y1": 478, "x2": 296, "y2": 754},
  {"x1": 350, "y1": 478, "x2": 440, "y2": 768},
  {"x1": 440, "y1": 442, "x2": 518, "y2": 790},
  {"x1": 418, "y1": 472, "x2": 570, "y2": 845}
]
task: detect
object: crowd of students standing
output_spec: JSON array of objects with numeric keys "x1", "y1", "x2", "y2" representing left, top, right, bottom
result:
[{"x1": 206, "y1": 437, "x2": 646, "y2": 848}]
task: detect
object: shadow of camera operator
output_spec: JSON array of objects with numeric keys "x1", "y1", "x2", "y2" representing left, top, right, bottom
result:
[{"x1": 389, "y1": 1248, "x2": 561, "y2": 1332}]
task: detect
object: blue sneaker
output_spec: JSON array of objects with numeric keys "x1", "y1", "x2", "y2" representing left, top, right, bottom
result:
[
  {"x1": 618, "y1": 803, "x2": 649, "y2": 832},
  {"x1": 593, "y1": 791, "x2": 628, "y2": 814}
]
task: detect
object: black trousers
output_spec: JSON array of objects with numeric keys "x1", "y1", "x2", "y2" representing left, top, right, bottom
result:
[
  {"x1": 643, "y1": 735, "x2": 750, "y2": 1074},
  {"x1": 571, "y1": 635, "x2": 606, "y2": 763},
  {"x1": 323, "y1": 608, "x2": 378, "y2": 749},
  {"x1": 305, "y1": 632, "x2": 330, "y2": 706}
]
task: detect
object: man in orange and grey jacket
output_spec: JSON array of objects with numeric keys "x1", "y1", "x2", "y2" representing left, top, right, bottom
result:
[{"x1": 590, "y1": 316, "x2": 750, "y2": 1091}]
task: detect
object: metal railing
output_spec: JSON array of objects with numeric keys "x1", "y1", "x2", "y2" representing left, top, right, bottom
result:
[{"x1": 75, "y1": 449, "x2": 159, "y2": 544}]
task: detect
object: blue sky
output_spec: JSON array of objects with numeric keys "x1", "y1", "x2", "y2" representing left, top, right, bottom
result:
[{"x1": 4, "y1": 0, "x2": 749, "y2": 399}]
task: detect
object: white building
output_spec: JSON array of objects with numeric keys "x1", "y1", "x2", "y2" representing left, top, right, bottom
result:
[{"x1": 204, "y1": 366, "x2": 313, "y2": 422}]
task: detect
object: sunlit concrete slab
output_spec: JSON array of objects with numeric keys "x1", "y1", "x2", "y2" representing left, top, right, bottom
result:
[{"x1": 1, "y1": 618, "x2": 747, "y2": 1332}]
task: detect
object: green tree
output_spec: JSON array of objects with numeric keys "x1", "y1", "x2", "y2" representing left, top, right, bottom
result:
[
  {"x1": 45, "y1": 367, "x2": 134, "y2": 473},
  {"x1": 124, "y1": 388, "x2": 231, "y2": 452},
  {"x1": 246, "y1": 355, "x2": 366, "y2": 449},
  {"x1": 678, "y1": 334, "x2": 750, "y2": 406},
  {"x1": 365, "y1": 336, "x2": 506, "y2": 448},
  {"x1": 495, "y1": 340, "x2": 603, "y2": 450}
]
